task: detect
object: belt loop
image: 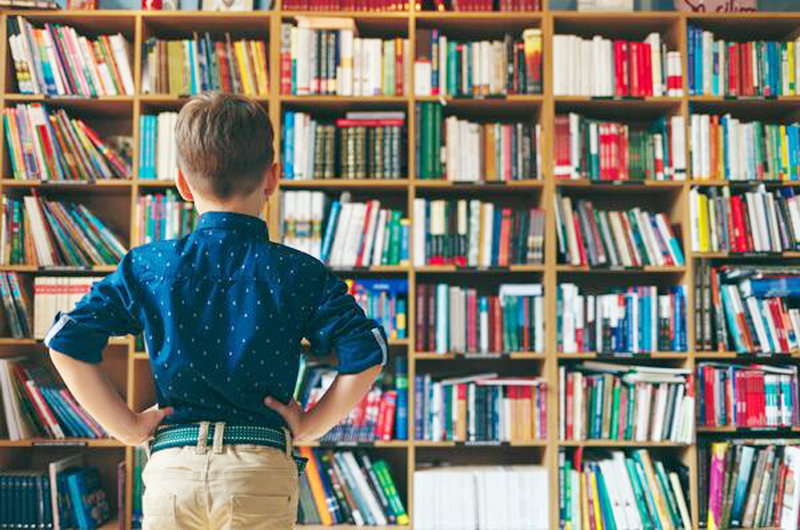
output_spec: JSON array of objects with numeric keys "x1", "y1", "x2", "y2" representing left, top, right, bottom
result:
[
  {"x1": 212, "y1": 422, "x2": 226, "y2": 454},
  {"x1": 283, "y1": 427, "x2": 293, "y2": 457},
  {"x1": 195, "y1": 421, "x2": 210, "y2": 454}
]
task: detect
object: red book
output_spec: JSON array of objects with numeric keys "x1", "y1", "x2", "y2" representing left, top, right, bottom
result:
[
  {"x1": 573, "y1": 213, "x2": 588, "y2": 267},
  {"x1": 742, "y1": 42, "x2": 752, "y2": 97},
  {"x1": 416, "y1": 284, "x2": 426, "y2": 352},
  {"x1": 428, "y1": 286, "x2": 436, "y2": 352},
  {"x1": 629, "y1": 42, "x2": 640, "y2": 98},
  {"x1": 614, "y1": 41, "x2": 627, "y2": 97},
  {"x1": 611, "y1": 123, "x2": 621, "y2": 181},
  {"x1": 704, "y1": 366, "x2": 716, "y2": 426},
  {"x1": 565, "y1": 373, "x2": 574, "y2": 440},
  {"x1": 774, "y1": 462, "x2": 788, "y2": 527},
  {"x1": 521, "y1": 296, "x2": 530, "y2": 351},
  {"x1": 619, "y1": 124, "x2": 630, "y2": 181},
  {"x1": 498, "y1": 208, "x2": 512, "y2": 267},
  {"x1": 642, "y1": 42, "x2": 653, "y2": 97},
  {"x1": 492, "y1": 296, "x2": 503, "y2": 353},
  {"x1": 618, "y1": 384, "x2": 627, "y2": 439},
  {"x1": 380, "y1": 391, "x2": 397, "y2": 441},
  {"x1": 502, "y1": 125, "x2": 513, "y2": 182},
  {"x1": 728, "y1": 43, "x2": 739, "y2": 97},
  {"x1": 354, "y1": 201, "x2": 374, "y2": 268},
  {"x1": 769, "y1": 298, "x2": 789, "y2": 353},
  {"x1": 467, "y1": 288, "x2": 477, "y2": 353},
  {"x1": 335, "y1": 119, "x2": 405, "y2": 127}
]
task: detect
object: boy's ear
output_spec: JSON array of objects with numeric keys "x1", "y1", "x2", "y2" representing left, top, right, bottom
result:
[
  {"x1": 176, "y1": 168, "x2": 194, "y2": 202},
  {"x1": 264, "y1": 163, "x2": 279, "y2": 197}
]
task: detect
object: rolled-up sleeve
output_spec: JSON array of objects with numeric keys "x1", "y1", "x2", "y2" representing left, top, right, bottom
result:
[
  {"x1": 44, "y1": 254, "x2": 142, "y2": 364},
  {"x1": 304, "y1": 268, "x2": 387, "y2": 374}
]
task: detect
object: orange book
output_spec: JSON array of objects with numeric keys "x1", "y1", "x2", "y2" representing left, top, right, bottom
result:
[
  {"x1": 520, "y1": 385, "x2": 533, "y2": 441},
  {"x1": 498, "y1": 207, "x2": 512, "y2": 267},
  {"x1": 485, "y1": 124, "x2": 497, "y2": 182},
  {"x1": 456, "y1": 383, "x2": 467, "y2": 441},
  {"x1": 299, "y1": 447, "x2": 333, "y2": 526}
]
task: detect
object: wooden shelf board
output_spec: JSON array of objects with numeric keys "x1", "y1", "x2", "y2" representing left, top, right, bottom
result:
[
  {"x1": 688, "y1": 179, "x2": 800, "y2": 186},
  {"x1": 279, "y1": 179, "x2": 410, "y2": 189},
  {"x1": 1, "y1": 179, "x2": 133, "y2": 188},
  {"x1": 414, "y1": 440, "x2": 546, "y2": 447},
  {"x1": 556, "y1": 265, "x2": 686, "y2": 273},
  {"x1": 698, "y1": 426, "x2": 800, "y2": 433},
  {"x1": 0, "y1": 265, "x2": 118, "y2": 273},
  {"x1": 280, "y1": 10, "x2": 411, "y2": 18},
  {"x1": 556, "y1": 351, "x2": 688, "y2": 359},
  {"x1": 280, "y1": 95, "x2": 408, "y2": 104},
  {"x1": 558, "y1": 440, "x2": 689, "y2": 448},
  {"x1": 329, "y1": 265, "x2": 410, "y2": 273},
  {"x1": 0, "y1": 337, "x2": 130, "y2": 346},
  {"x1": 133, "y1": 352, "x2": 149, "y2": 360},
  {"x1": 692, "y1": 251, "x2": 800, "y2": 259},
  {"x1": 388, "y1": 338, "x2": 409, "y2": 346},
  {"x1": 295, "y1": 440, "x2": 409, "y2": 448},
  {"x1": 0, "y1": 438, "x2": 122, "y2": 447},
  {"x1": 137, "y1": 179, "x2": 176, "y2": 187},
  {"x1": 556, "y1": 179, "x2": 684, "y2": 188},
  {"x1": 414, "y1": 180, "x2": 544, "y2": 189},
  {"x1": 414, "y1": 352, "x2": 545, "y2": 360},
  {"x1": 415, "y1": 264, "x2": 545, "y2": 273},
  {"x1": 140, "y1": 93, "x2": 268, "y2": 103},
  {"x1": 4, "y1": 93, "x2": 135, "y2": 102},
  {"x1": 415, "y1": 11, "x2": 543, "y2": 19}
]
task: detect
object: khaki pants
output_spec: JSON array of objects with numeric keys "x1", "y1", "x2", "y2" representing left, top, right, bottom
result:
[{"x1": 142, "y1": 423, "x2": 299, "y2": 530}]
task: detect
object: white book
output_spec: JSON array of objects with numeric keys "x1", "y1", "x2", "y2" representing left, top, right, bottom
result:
[
  {"x1": 480, "y1": 202, "x2": 494, "y2": 268},
  {"x1": 766, "y1": 194, "x2": 782, "y2": 252},
  {"x1": 562, "y1": 196, "x2": 581, "y2": 266},
  {"x1": 371, "y1": 209, "x2": 389, "y2": 266},
  {"x1": 439, "y1": 35, "x2": 447, "y2": 95},
  {"x1": 781, "y1": 446, "x2": 800, "y2": 530},
  {"x1": 329, "y1": 202, "x2": 353, "y2": 266},
  {"x1": 647, "y1": 33, "x2": 663, "y2": 97},
  {"x1": 415, "y1": 61, "x2": 432, "y2": 96},
  {"x1": 671, "y1": 116, "x2": 686, "y2": 179},
  {"x1": 342, "y1": 203, "x2": 368, "y2": 268},
  {"x1": 613, "y1": 451, "x2": 644, "y2": 530},
  {"x1": 468, "y1": 200, "x2": 481, "y2": 267},
  {"x1": 651, "y1": 383, "x2": 668, "y2": 442},
  {"x1": 0, "y1": 359, "x2": 30, "y2": 440},
  {"x1": 534, "y1": 295, "x2": 544, "y2": 353},
  {"x1": 340, "y1": 29, "x2": 354, "y2": 96},
  {"x1": 24, "y1": 196, "x2": 54, "y2": 266},
  {"x1": 341, "y1": 452, "x2": 388, "y2": 525},
  {"x1": 359, "y1": 200, "x2": 381, "y2": 267},
  {"x1": 110, "y1": 34, "x2": 135, "y2": 95},
  {"x1": 413, "y1": 199, "x2": 427, "y2": 267},
  {"x1": 598, "y1": 459, "x2": 629, "y2": 529}
]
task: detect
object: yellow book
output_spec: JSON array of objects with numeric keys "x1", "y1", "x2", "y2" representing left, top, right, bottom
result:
[
  {"x1": 485, "y1": 124, "x2": 497, "y2": 182},
  {"x1": 167, "y1": 41, "x2": 183, "y2": 97},
  {"x1": 250, "y1": 40, "x2": 268, "y2": 96},
  {"x1": 636, "y1": 450, "x2": 674, "y2": 530},
  {"x1": 698, "y1": 192, "x2": 709, "y2": 252},
  {"x1": 707, "y1": 443, "x2": 728, "y2": 530},
  {"x1": 580, "y1": 470, "x2": 591, "y2": 530},
  {"x1": 233, "y1": 41, "x2": 254, "y2": 96},
  {"x1": 589, "y1": 469, "x2": 604, "y2": 530}
]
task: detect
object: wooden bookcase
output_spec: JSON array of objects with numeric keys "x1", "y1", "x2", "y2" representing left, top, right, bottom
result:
[{"x1": 1, "y1": 5, "x2": 800, "y2": 530}]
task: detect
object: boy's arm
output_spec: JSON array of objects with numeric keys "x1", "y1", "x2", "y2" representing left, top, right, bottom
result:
[{"x1": 50, "y1": 349, "x2": 170, "y2": 445}]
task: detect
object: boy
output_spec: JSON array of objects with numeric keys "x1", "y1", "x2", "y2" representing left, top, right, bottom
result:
[{"x1": 46, "y1": 93, "x2": 386, "y2": 529}]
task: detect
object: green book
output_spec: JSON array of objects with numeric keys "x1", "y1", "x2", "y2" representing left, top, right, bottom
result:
[
  {"x1": 433, "y1": 103, "x2": 443, "y2": 179},
  {"x1": 624, "y1": 457, "x2": 654, "y2": 530},
  {"x1": 373, "y1": 460, "x2": 409, "y2": 525},
  {"x1": 609, "y1": 380, "x2": 621, "y2": 440},
  {"x1": 653, "y1": 460, "x2": 682, "y2": 528},
  {"x1": 388, "y1": 211, "x2": 402, "y2": 265}
]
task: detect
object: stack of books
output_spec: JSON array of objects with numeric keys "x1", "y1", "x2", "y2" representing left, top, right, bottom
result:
[
  {"x1": 701, "y1": 442, "x2": 800, "y2": 529},
  {"x1": 138, "y1": 112, "x2": 178, "y2": 181},
  {"x1": 136, "y1": 191, "x2": 197, "y2": 245},
  {"x1": 420, "y1": 0, "x2": 541, "y2": 9},
  {"x1": 554, "y1": 114, "x2": 686, "y2": 181},
  {"x1": 0, "y1": 273, "x2": 32, "y2": 339},
  {"x1": 555, "y1": 193, "x2": 685, "y2": 268},
  {"x1": 281, "y1": 191, "x2": 409, "y2": 268},
  {"x1": 7, "y1": 17, "x2": 134, "y2": 96},
  {"x1": 698, "y1": 363, "x2": 799, "y2": 429},
  {"x1": 412, "y1": 199, "x2": 545, "y2": 267},
  {"x1": 0, "y1": 358, "x2": 106, "y2": 440},
  {"x1": 695, "y1": 264, "x2": 800, "y2": 355},
  {"x1": 689, "y1": 185, "x2": 800, "y2": 254},
  {"x1": 142, "y1": 33, "x2": 269, "y2": 96},
  {"x1": 553, "y1": 33, "x2": 683, "y2": 97},
  {"x1": 415, "y1": 105, "x2": 543, "y2": 181},
  {"x1": 688, "y1": 25, "x2": 800, "y2": 97},
  {"x1": 298, "y1": 448, "x2": 409, "y2": 526},
  {"x1": 413, "y1": 28, "x2": 542, "y2": 96},
  {"x1": 415, "y1": 283, "x2": 544, "y2": 355},
  {"x1": 282, "y1": 111, "x2": 406, "y2": 180},
  {"x1": 558, "y1": 449, "x2": 692, "y2": 530},
  {"x1": 414, "y1": 466, "x2": 548, "y2": 530},
  {"x1": 690, "y1": 114, "x2": 800, "y2": 182},
  {"x1": 4, "y1": 104, "x2": 133, "y2": 181},
  {"x1": 280, "y1": 18, "x2": 410, "y2": 96},
  {"x1": 557, "y1": 284, "x2": 688, "y2": 354},
  {"x1": 33, "y1": 276, "x2": 102, "y2": 339},
  {"x1": 347, "y1": 278, "x2": 408, "y2": 341},
  {"x1": 558, "y1": 362, "x2": 694, "y2": 444},
  {"x1": 414, "y1": 372, "x2": 547, "y2": 442},
  {"x1": 0, "y1": 196, "x2": 127, "y2": 268}
]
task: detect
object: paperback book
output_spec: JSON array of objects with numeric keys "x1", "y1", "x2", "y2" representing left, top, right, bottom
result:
[
  {"x1": 136, "y1": 191, "x2": 197, "y2": 245},
  {"x1": 33, "y1": 276, "x2": 102, "y2": 340},
  {"x1": 347, "y1": 278, "x2": 408, "y2": 341},
  {"x1": 138, "y1": 112, "x2": 178, "y2": 181}
]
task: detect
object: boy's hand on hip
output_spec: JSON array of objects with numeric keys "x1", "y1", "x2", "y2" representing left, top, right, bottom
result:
[
  {"x1": 264, "y1": 397, "x2": 309, "y2": 441},
  {"x1": 120, "y1": 406, "x2": 173, "y2": 446}
]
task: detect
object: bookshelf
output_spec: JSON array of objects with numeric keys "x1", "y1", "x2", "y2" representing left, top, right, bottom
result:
[{"x1": 2, "y1": 5, "x2": 800, "y2": 530}]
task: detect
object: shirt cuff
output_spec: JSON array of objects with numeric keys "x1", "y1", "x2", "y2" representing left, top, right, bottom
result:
[
  {"x1": 43, "y1": 312, "x2": 108, "y2": 364},
  {"x1": 335, "y1": 325, "x2": 388, "y2": 375}
]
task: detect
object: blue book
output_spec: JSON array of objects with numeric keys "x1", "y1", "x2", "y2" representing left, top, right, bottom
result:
[
  {"x1": 400, "y1": 222, "x2": 409, "y2": 264},
  {"x1": 284, "y1": 111, "x2": 294, "y2": 179},
  {"x1": 491, "y1": 208, "x2": 501, "y2": 267},
  {"x1": 730, "y1": 446, "x2": 756, "y2": 526},
  {"x1": 40, "y1": 387, "x2": 86, "y2": 438},
  {"x1": 742, "y1": 276, "x2": 800, "y2": 298},
  {"x1": 593, "y1": 463, "x2": 617, "y2": 530},
  {"x1": 319, "y1": 200, "x2": 340, "y2": 263},
  {"x1": 189, "y1": 40, "x2": 197, "y2": 95},
  {"x1": 66, "y1": 468, "x2": 110, "y2": 530},
  {"x1": 394, "y1": 353, "x2": 407, "y2": 440},
  {"x1": 414, "y1": 375, "x2": 424, "y2": 440}
]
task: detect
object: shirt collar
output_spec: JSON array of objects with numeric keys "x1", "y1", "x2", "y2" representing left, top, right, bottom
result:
[{"x1": 195, "y1": 211, "x2": 269, "y2": 239}]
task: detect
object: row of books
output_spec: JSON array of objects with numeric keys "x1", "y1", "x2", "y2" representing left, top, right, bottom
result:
[
  {"x1": 282, "y1": 111, "x2": 407, "y2": 180},
  {"x1": 557, "y1": 284, "x2": 689, "y2": 354},
  {"x1": 281, "y1": 192, "x2": 409, "y2": 268},
  {"x1": 136, "y1": 191, "x2": 196, "y2": 246},
  {"x1": 698, "y1": 363, "x2": 799, "y2": 430},
  {"x1": 33, "y1": 277, "x2": 97, "y2": 340},
  {"x1": 689, "y1": 114, "x2": 800, "y2": 182},
  {"x1": 0, "y1": 196, "x2": 127, "y2": 268},
  {"x1": 414, "y1": 372, "x2": 547, "y2": 443},
  {"x1": 414, "y1": 28, "x2": 542, "y2": 97},
  {"x1": 554, "y1": 114, "x2": 687, "y2": 181},
  {"x1": 280, "y1": 19, "x2": 410, "y2": 96},
  {"x1": 553, "y1": 33, "x2": 683, "y2": 97},
  {"x1": 0, "y1": 273, "x2": 31, "y2": 340},
  {"x1": 142, "y1": 34, "x2": 269, "y2": 96},
  {"x1": 412, "y1": 199, "x2": 545, "y2": 267},
  {"x1": 555, "y1": 194, "x2": 685, "y2": 269},
  {"x1": 8, "y1": 17, "x2": 134, "y2": 97},
  {"x1": 0, "y1": 358, "x2": 105, "y2": 440},
  {"x1": 559, "y1": 362, "x2": 694, "y2": 444},
  {"x1": 414, "y1": 465, "x2": 549, "y2": 530},
  {"x1": 347, "y1": 278, "x2": 407, "y2": 341},
  {"x1": 687, "y1": 25, "x2": 800, "y2": 98},
  {"x1": 284, "y1": 0, "x2": 541, "y2": 9},
  {"x1": 4, "y1": 104, "x2": 132, "y2": 181},
  {"x1": 281, "y1": 0, "x2": 406, "y2": 9},
  {"x1": 298, "y1": 448, "x2": 409, "y2": 526},
  {"x1": 0, "y1": 457, "x2": 110, "y2": 530},
  {"x1": 138, "y1": 112, "x2": 178, "y2": 181},
  {"x1": 419, "y1": 0, "x2": 541, "y2": 10},
  {"x1": 689, "y1": 186, "x2": 800, "y2": 254},
  {"x1": 701, "y1": 442, "x2": 800, "y2": 529},
  {"x1": 558, "y1": 448, "x2": 692, "y2": 530},
  {"x1": 415, "y1": 283, "x2": 544, "y2": 355}
]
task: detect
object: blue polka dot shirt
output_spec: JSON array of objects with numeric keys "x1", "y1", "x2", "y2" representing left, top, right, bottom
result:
[{"x1": 44, "y1": 211, "x2": 388, "y2": 428}]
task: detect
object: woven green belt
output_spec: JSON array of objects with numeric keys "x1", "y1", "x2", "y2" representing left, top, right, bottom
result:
[{"x1": 150, "y1": 424, "x2": 307, "y2": 475}]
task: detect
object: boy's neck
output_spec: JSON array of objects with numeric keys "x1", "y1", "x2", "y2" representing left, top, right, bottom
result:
[{"x1": 194, "y1": 196, "x2": 267, "y2": 220}]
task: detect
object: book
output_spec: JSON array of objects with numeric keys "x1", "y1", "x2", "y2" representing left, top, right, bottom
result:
[
  {"x1": 346, "y1": 278, "x2": 408, "y2": 341},
  {"x1": 281, "y1": 191, "x2": 409, "y2": 267},
  {"x1": 33, "y1": 276, "x2": 103, "y2": 339},
  {"x1": 0, "y1": 195, "x2": 127, "y2": 268},
  {"x1": 137, "y1": 112, "x2": 179, "y2": 181},
  {"x1": 132, "y1": 446, "x2": 147, "y2": 528},
  {"x1": 559, "y1": 448, "x2": 691, "y2": 530},
  {"x1": 414, "y1": 372, "x2": 547, "y2": 442},
  {"x1": 554, "y1": 113, "x2": 686, "y2": 181},
  {"x1": 688, "y1": 24, "x2": 800, "y2": 97},
  {"x1": 418, "y1": 0, "x2": 541, "y2": 10},
  {"x1": 3, "y1": 104, "x2": 133, "y2": 181},
  {"x1": 689, "y1": 185, "x2": 800, "y2": 254},
  {"x1": 412, "y1": 199, "x2": 544, "y2": 267},
  {"x1": 142, "y1": 32, "x2": 269, "y2": 96},
  {"x1": 415, "y1": 283, "x2": 545, "y2": 355},
  {"x1": 415, "y1": 102, "x2": 542, "y2": 181},
  {"x1": 280, "y1": 18, "x2": 410, "y2": 96},
  {"x1": 282, "y1": 0, "x2": 408, "y2": 9},
  {"x1": 0, "y1": 272, "x2": 33, "y2": 339},
  {"x1": 136, "y1": 191, "x2": 197, "y2": 245},
  {"x1": 282, "y1": 111, "x2": 407, "y2": 180},
  {"x1": 414, "y1": 27, "x2": 542, "y2": 96},
  {"x1": 7, "y1": 16, "x2": 134, "y2": 96},
  {"x1": 698, "y1": 363, "x2": 800, "y2": 429},
  {"x1": 559, "y1": 362, "x2": 695, "y2": 444},
  {"x1": 66, "y1": 467, "x2": 111, "y2": 529},
  {"x1": 553, "y1": 32, "x2": 683, "y2": 97},
  {"x1": 555, "y1": 192, "x2": 685, "y2": 268},
  {"x1": 557, "y1": 283, "x2": 689, "y2": 354},
  {"x1": 414, "y1": 465, "x2": 548, "y2": 529}
]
